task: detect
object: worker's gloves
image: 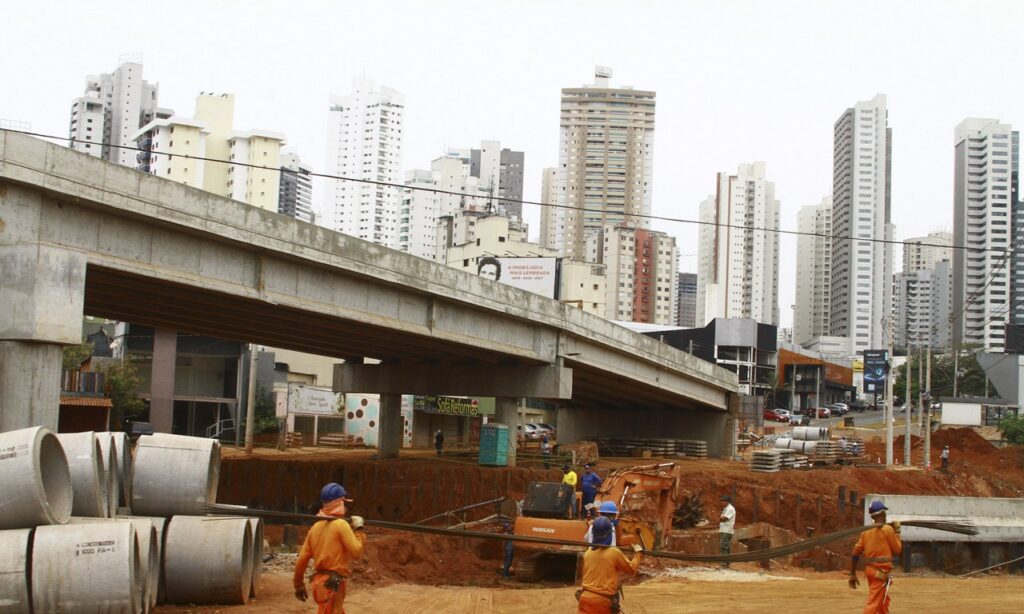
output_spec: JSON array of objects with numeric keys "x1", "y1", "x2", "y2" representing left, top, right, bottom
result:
[
  {"x1": 631, "y1": 543, "x2": 643, "y2": 553},
  {"x1": 294, "y1": 586, "x2": 308, "y2": 602},
  {"x1": 848, "y1": 573, "x2": 859, "y2": 589},
  {"x1": 351, "y1": 515, "x2": 365, "y2": 530},
  {"x1": 889, "y1": 520, "x2": 901, "y2": 533}
]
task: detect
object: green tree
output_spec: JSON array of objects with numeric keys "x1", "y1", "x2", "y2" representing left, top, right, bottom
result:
[
  {"x1": 253, "y1": 383, "x2": 279, "y2": 434},
  {"x1": 61, "y1": 341, "x2": 94, "y2": 370},
  {"x1": 98, "y1": 362, "x2": 146, "y2": 430},
  {"x1": 998, "y1": 414, "x2": 1024, "y2": 445},
  {"x1": 893, "y1": 347, "x2": 988, "y2": 402}
]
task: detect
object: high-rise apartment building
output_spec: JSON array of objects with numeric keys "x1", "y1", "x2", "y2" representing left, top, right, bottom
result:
[
  {"x1": 953, "y1": 118, "x2": 1021, "y2": 350},
  {"x1": 829, "y1": 94, "x2": 894, "y2": 355},
  {"x1": 793, "y1": 197, "x2": 832, "y2": 346},
  {"x1": 278, "y1": 153, "x2": 314, "y2": 223},
  {"x1": 696, "y1": 162, "x2": 780, "y2": 327},
  {"x1": 553, "y1": 67, "x2": 655, "y2": 261},
  {"x1": 539, "y1": 167, "x2": 560, "y2": 251},
  {"x1": 903, "y1": 230, "x2": 952, "y2": 274},
  {"x1": 69, "y1": 59, "x2": 161, "y2": 166},
  {"x1": 600, "y1": 227, "x2": 678, "y2": 325},
  {"x1": 675, "y1": 272, "x2": 697, "y2": 328},
  {"x1": 469, "y1": 141, "x2": 525, "y2": 220},
  {"x1": 895, "y1": 261, "x2": 952, "y2": 350},
  {"x1": 132, "y1": 93, "x2": 284, "y2": 211},
  {"x1": 323, "y1": 77, "x2": 405, "y2": 247}
]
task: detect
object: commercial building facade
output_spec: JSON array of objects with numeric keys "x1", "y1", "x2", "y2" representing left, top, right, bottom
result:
[
  {"x1": 600, "y1": 226, "x2": 678, "y2": 325},
  {"x1": 278, "y1": 153, "x2": 314, "y2": 223},
  {"x1": 675, "y1": 272, "x2": 697, "y2": 328}
]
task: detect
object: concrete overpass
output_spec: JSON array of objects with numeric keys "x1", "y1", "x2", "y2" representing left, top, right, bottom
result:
[{"x1": 0, "y1": 130, "x2": 738, "y2": 459}]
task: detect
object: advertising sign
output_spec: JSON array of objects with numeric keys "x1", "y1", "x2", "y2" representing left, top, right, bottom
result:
[
  {"x1": 287, "y1": 384, "x2": 342, "y2": 415},
  {"x1": 413, "y1": 395, "x2": 480, "y2": 417},
  {"x1": 863, "y1": 350, "x2": 889, "y2": 394},
  {"x1": 476, "y1": 257, "x2": 557, "y2": 299}
]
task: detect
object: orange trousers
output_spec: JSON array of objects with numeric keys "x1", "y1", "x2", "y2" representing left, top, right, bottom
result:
[
  {"x1": 578, "y1": 590, "x2": 615, "y2": 614},
  {"x1": 862, "y1": 569, "x2": 892, "y2": 614},
  {"x1": 311, "y1": 573, "x2": 347, "y2": 614}
]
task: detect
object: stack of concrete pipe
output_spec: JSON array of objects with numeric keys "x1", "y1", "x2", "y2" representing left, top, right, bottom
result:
[
  {"x1": 775, "y1": 426, "x2": 831, "y2": 454},
  {"x1": 0, "y1": 427, "x2": 260, "y2": 612}
]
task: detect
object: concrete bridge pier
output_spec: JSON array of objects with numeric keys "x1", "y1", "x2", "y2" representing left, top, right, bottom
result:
[
  {"x1": 0, "y1": 184, "x2": 86, "y2": 430},
  {"x1": 377, "y1": 393, "x2": 403, "y2": 460}
]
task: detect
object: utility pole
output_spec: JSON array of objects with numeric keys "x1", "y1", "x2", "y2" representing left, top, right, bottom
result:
[
  {"x1": 244, "y1": 343, "x2": 257, "y2": 454},
  {"x1": 924, "y1": 346, "x2": 932, "y2": 470},
  {"x1": 904, "y1": 346, "x2": 912, "y2": 466},
  {"x1": 953, "y1": 344, "x2": 960, "y2": 397},
  {"x1": 886, "y1": 318, "x2": 895, "y2": 466},
  {"x1": 791, "y1": 365, "x2": 798, "y2": 413},
  {"x1": 917, "y1": 346, "x2": 924, "y2": 433}
]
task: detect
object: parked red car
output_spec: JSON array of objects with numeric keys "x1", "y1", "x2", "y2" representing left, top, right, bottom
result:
[{"x1": 763, "y1": 408, "x2": 783, "y2": 421}]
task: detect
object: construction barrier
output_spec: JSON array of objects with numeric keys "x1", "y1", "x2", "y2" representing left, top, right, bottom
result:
[
  {"x1": 0, "y1": 528, "x2": 33, "y2": 612},
  {"x1": 131, "y1": 434, "x2": 220, "y2": 516},
  {"x1": 163, "y1": 516, "x2": 253, "y2": 605},
  {"x1": 32, "y1": 522, "x2": 143, "y2": 614},
  {"x1": 0, "y1": 426, "x2": 73, "y2": 529}
]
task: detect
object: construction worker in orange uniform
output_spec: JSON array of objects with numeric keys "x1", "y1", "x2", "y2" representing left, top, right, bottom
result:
[
  {"x1": 294, "y1": 483, "x2": 366, "y2": 614},
  {"x1": 576, "y1": 516, "x2": 642, "y2": 614},
  {"x1": 849, "y1": 500, "x2": 902, "y2": 614}
]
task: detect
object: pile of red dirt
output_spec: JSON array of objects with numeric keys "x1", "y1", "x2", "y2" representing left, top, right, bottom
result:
[{"x1": 355, "y1": 529, "x2": 506, "y2": 587}]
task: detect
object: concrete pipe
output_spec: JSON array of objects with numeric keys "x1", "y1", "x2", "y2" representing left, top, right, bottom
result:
[
  {"x1": 163, "y1": 516, "x2": 252, "y2": 605},
  {"x1": 96, "y1": 432, "x2": 124, "y2": 515},
  {"x1": 98, "y1": 431, "x2": 132, "y2": 509},
  {"x1": 33, "y1": 522, "x2": 143, "y2": 614},
  {"x1": 792, "y1": 426, "x2": 828, "y2": 441},
  {"x1": 57, "y1": 432, "x2": 108, "y2": 518},
  {"x1": 248, "y1": 517, "x2": 264, "y2": 599},
  {"x1": 118, "y1": 516, "x2": 168, "y2": 606},
  {"x1": 131, "y1": 434, "x2": 220, "y2": 517},
  {"x1": 774, "y1": 438, "x2": 792, "y2": 449},
  {"x1": 0, "y1": 426, "x2": 73, "y2": 529},
  {"x1": 69, "y1": 518, "x2": 159, "y2": 613},
  {"x1": 0, "y1": 529, "x2": 33, "y2": 613}
]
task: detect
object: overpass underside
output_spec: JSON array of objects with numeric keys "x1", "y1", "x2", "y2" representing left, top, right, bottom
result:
[{"x1": 0, "y1": 130, "x2": 737, "y2": 457}]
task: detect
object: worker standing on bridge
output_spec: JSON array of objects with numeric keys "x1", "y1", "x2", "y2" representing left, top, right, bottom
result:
[
  {"x1": 294, "y1": 483, "x2": 366, "y2": 614},
  {"x1": 580, "y1": 464, "x2": 603, "y2": 516},
  {"x1": 849, "y1": 500, "x2": 902, "y2": 614},
  {"x1": 576, "y1": 516, "x2": 641, "y2": 613}
]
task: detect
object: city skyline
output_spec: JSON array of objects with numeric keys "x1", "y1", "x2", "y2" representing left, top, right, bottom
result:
[{"x1": 5, "y1": 1, "x2": 1024, "y2": 330}]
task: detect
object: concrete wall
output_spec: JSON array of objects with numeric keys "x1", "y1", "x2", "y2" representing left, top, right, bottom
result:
[
  {"x1": 866, "y1": 494, "x2": 1024, "y2": 542},
  {"x1": 941, "y1": 401, "x2": 982, "y2": 426},
  {"x1": 556, "y1": 405, "x2": 728, "y2": 458}
]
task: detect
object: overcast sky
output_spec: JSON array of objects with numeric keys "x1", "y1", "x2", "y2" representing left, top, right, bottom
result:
[{"x1": 4, "y1": 0, "x2": 1024, "y2": 328}]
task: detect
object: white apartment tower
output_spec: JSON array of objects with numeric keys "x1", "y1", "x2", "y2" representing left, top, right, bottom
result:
[
  {"x1": 829, "y1": 94, "x2": 894, "y2": 355},
  {"x1": 324, "y1": 77, "x2": 405, "y2": 248},
  {"x1": 696, "y1": 162, "x2": 780, "y2": 327},
  {"x1": 895, "y1": 261, "x2": 952, "y2": 350},
  {"x1": 903, "y1": 230, "x2": 952, "y2": 273},
  {"x1": 278, "y1": 153, "x2": 314, "y2": 223},
  {"x1": 793, "y1": 197, "x2": 832, "y2": 347},
  {"x1": 539, "y1": 167, "x2": 560, "y2": 251},
  {"x1": 601, "y1": 227, "x2": 678, "y2": 325},
  {"x1": 953, "y1": 118, "x2": 1020, "y2": 350},
  {"x1": 69, "y1": 59, "x2": 160, "y2": 166},
  {"x1": 553, "y1": 67, "x2": 655, "y2": 261}
]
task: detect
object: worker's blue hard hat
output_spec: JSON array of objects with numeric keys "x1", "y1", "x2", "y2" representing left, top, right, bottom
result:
[
  {"x1": 599, "y1": 501, "x2": 618, "y2": 515},
  {"x1": 868, "y1": 500, "x2": 888, "y2": 515},
  {"x1": 591, "y1": 516, "x2": 613, "y2": 545},
  {"x1": 321, "y1": 482, "x2": 353, "y2": 503}
]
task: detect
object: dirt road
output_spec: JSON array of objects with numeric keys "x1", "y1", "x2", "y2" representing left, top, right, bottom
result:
[{"x1": 158, "y1": 569, "x2": 1024, "y2": 613}]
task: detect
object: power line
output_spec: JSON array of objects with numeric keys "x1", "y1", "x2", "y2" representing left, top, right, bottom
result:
[{"x1": 6, "y1": 128, "x2": 1020, "y2": 258}]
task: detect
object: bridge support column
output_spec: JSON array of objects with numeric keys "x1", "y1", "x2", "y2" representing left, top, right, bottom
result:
[
  {"x1": 0, "y1": 342, "x2": 63, "y2": 431},
  {"x1": 0, "y1": 203, "x2": 86, "y2": 430},
  {"x1": 149, "y1": 328, "x2": 178, "y2": 434},
  {"x1": 495, "y1": 397, "x2": 519, "y2": 466},
  {"x1": 378, "y1": 393, "x2": 403, "y2": 459}
]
